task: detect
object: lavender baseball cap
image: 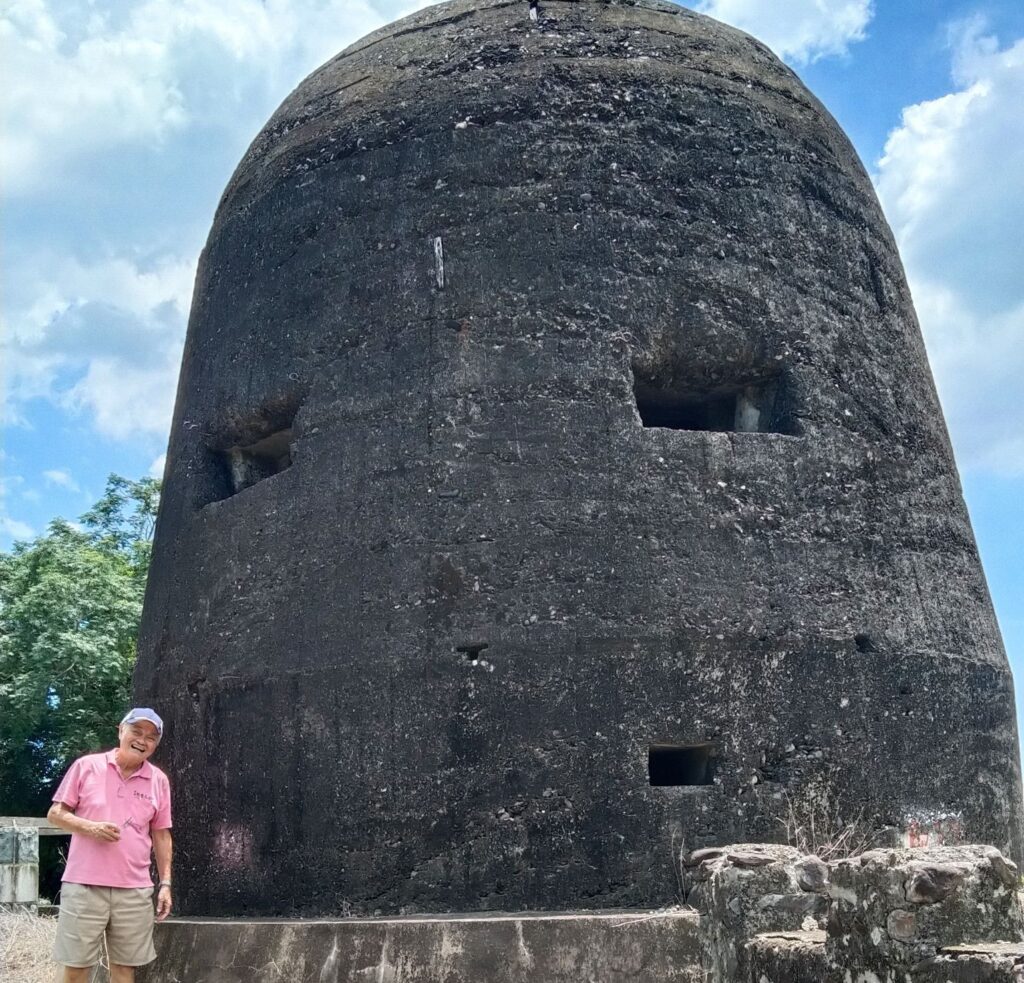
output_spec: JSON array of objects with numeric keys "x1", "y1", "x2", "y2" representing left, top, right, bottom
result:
[{"x1": 120, "y1": 707, "x2": 164, "y2": 736}]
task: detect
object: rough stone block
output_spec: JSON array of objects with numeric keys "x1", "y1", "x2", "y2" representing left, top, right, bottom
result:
[
  {"x1": 16, "y1": 827, "x2": 39, "y2": 863},
  {"x1": 744, "y1": 930, "x2": 827, "y2": 983},
  {"x1": 687, "y1": 844, "x2": 828, "y2": 983},
  {"x1": 827, "y1": 845, "x2": 1024, "y2": 979},
  {"x1": 915, "y1": 943, "x2": 1024, "y2": 982}
]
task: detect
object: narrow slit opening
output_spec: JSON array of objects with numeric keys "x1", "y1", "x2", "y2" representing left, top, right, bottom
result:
[
  {"x1": 633, "y1": 371, "x2": 793, "y2": 435},
  {"x1": 648, "y1": 742, "x2": 716, "y2": 786}
]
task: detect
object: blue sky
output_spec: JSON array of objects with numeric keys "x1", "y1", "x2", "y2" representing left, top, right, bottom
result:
[{"x1": 2, "y1": 0, "x2": 1022, "y2": 723}]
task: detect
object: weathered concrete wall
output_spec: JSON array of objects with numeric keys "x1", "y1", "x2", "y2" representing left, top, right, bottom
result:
[
  {"x1": 136, "y1": 0, "x2": 1023, "y2": 916},
  {"x1": 136, "y1": 909, "x2": 702, "y2": 983}
]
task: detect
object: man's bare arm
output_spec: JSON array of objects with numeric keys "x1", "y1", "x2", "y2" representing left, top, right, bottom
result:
[
  {"x1": 153, "y1": 827, "x2": 172, "y2": 882},
  {"x1": 47, "y1": 802, "x2": 120, "y2": 842},
  {"x1": 153, "y1": 827, "x2": 173, "y2": 920}
]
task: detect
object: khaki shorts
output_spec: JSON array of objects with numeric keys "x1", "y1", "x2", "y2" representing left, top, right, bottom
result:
[{"x1": 53, "y1": 882, "x2": 157, "y2": 968}]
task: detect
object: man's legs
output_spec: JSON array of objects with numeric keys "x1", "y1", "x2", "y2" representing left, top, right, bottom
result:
[
  {"x1": 54, "y1": 884, "x2": 108, "y2": 982},
  {"x1": 105, "y1": 887, "x2": 156, "y2": 980},
  {"x1": 62, "y1": 966, "x2": 136, "y2": 983}
]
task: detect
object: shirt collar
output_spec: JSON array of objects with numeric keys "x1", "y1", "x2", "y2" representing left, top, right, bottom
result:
[{"x1": 106, "y1": 749, "x2": 153, "y2": 780}]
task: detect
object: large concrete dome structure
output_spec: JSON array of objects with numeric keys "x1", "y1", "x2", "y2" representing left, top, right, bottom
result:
[{"x1": 136, "y1": 0, "x2": 1023, "y2": 917}]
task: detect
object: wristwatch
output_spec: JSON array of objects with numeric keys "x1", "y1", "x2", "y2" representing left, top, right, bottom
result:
[{"x1": 158, "y1": 880, "x2": 172, "y2": 888}]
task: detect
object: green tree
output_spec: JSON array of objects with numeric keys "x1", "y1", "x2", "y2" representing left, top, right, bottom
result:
[{"x1": 0, "y1": 475, "x2": 160, "y2": 816}]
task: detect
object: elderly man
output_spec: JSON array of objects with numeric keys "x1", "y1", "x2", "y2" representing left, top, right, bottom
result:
[{"x1": 47, "y1": 708, "x2": 173, "y2": 983}]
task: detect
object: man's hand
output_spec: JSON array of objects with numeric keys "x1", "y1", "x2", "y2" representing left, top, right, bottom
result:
[
  {"x1": 88, "y1": 820, "x2": 121, "y2": 842},
  {"x1": 156, "y1": 885, "x2": 173, "y2": 921},
  {"x1": 48, "y1": 802, "x2": 121, "y2": 841}
]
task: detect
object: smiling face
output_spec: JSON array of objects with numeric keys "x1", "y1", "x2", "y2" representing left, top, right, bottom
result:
[{"x1": 117, "y1": 720, "x2": 160, "y2": 769}]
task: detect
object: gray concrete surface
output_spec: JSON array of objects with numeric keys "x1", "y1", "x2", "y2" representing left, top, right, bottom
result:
[{"x1": 136, "y1": 909, "x2": 701, "y2": 983}]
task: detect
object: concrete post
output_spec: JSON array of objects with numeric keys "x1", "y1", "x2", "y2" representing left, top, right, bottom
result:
[{"x1": 0, "y1": 825, "x2": 40, "y2": 905}]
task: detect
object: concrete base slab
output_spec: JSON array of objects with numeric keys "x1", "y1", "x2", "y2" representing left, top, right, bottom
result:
[{"x1": 137, "y1": 909, "x2": 701, "y2": 983}]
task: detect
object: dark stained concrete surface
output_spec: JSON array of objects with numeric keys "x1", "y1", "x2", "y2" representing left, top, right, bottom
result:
[
  {"x1": 136, "y1": 909, "x2": 702, "y2": 983},
  {"x1": 135, "y1": 0, "x2": 1024, "y2": 916}
]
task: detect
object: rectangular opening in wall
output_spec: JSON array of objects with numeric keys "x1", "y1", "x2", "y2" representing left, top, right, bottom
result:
[
  {"x1": 633, "y1": 372, "x2": 793, "y2": 434},
  {"x1": 199, "y1": 396, "x2": 302, "y2": 507},
  {"x1": 221, "y1": 429, "x2": 293, "y2": 496},
  {"x1": 648, "y1": 742, "x2": 715, "y2": 786}
]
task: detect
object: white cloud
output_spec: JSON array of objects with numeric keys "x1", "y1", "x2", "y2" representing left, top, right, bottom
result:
[
  {"x1": 149, "y1": 454, "x2": 167, "y2": 479},
  {"x1": 875, "y1": 22, "x2": 1024, "y2": 475},
  {"x1": 1, "y1": 0, "x2": 187, "y2": 195},
  {"x1": 696, "y1": 0, "x2": 872, "y2": 63},
  {"x1": 1, "y1": 0, "x2": 432, "y2": 443},
  {"x1": 68, "y1": 355, "x2": 183, "y2": 440},
  {"x1": 0, "y1": 516, "x2": 34, "y2": 541},
  {"x1": 0, "y1": 463, "x2": 34, "y2": 542},
  {"x1": 0, "y1": 0, "x2": 407, "y2": 195},
  {"x1": 43, "y1": 469, "x2": 80, "y2": 491},
  {"x1": 2, "y1": 251, "x2": 195, "y2": 440},
  {"x1": 912, "y1": 285, "x2": 1024, "y2": 474}
]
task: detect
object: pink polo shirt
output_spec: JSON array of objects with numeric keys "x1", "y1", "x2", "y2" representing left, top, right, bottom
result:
[{"x1": 53, "y1": 751, "x2": 172, "y2": 889}]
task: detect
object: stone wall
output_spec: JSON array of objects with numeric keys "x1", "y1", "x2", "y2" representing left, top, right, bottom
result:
[
  {"x1": 917, "y1": 944, "x2": 1024, "y2": 982},
  {"x1": 686, "y1": 844, "x2": 827, "y2": 981},
  {"x1": 688, "y1": 843, "x2": 1024, "y2": 982},
  {"x1": 828, "y1": 846, "x2": 1023, "y2": 979}
]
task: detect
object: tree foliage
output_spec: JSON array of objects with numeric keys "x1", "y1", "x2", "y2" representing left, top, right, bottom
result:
[{"x1": 0, "y1": 475, "x2": 159, "y2": 816}]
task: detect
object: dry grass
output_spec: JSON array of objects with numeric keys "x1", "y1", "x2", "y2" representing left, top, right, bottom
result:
[
  {"x1": 1, "y1": 908, "x2": 115, "y2": 983},
  {"x1": 0, "y1": 909, "x2": 112, "y2": 983},
  {"x1": 1, "y1": 907, "x2": 58, "y2": 983},
  {"x1": 777, "y1": 768, "x2": 872, "y2": 861}
]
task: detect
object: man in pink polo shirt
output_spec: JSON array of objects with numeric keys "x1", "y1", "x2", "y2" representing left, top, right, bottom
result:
[{"x1": 47, "y1": 708, "x2": 173, "y2": 983}]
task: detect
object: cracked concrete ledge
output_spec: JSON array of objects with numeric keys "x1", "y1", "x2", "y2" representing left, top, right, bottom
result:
[{"x1": 136, "y1": 908, "x2": 702, "y2": 983}]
